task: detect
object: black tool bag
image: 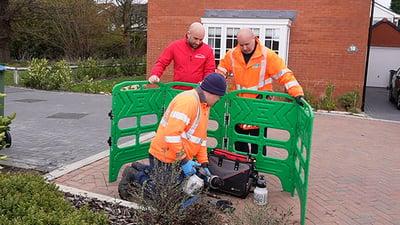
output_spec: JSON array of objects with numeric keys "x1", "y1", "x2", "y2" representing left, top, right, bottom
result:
[{"x1": 208, "y1": 148, "x2": 258, "y2": 198}]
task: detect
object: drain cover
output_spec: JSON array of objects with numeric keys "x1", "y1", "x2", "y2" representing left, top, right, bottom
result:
[
  {"x1": 13, "y1": 99, "x2": 46, "y2": 103},
  {"x1": 47, "y1": 113, "x2": 88, "y2": 119}
]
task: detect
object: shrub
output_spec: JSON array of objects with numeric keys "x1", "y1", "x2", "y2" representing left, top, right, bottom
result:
[
  {"x1": 23, "y1": 58, "x2": 49, "y2": 89},
  {"x1": 126, "y1": 162, "x2": 220, "y2": 225},
  {"x1": 23, "y1": 58, "x2": 74, "y2": 90},
  {"x1": 304, "y1": 90, "x2": 318, "y2": 110},
  {"x1": 118, "y1": 56, "x2": 146, "y2": 77},
  {"x1": 338, "y1": 91, "x2": 361, "y2": 113},
  {"x1": 47, "y1": 60, "x2": 74, "y2": 90},
  {"x1": 228, "y1": 202, "x2": 294, "y2": 225},
  {"x1": 0, "y1": 173, "x2": 109, "y2": 224},
  {"x1": 318, "y1": 83, "x2": 336, "y2": 111},
  {"x1": 102, "y1": 58, "x2": 122, "y2": 78},
  {"x1": 79, "y1": 75, "x2": 101, "y2": 94},
  {"x1": 0, "y1": 91, "x2": 16, "y2": 166},
  {"x1": 124, "y1": 162, "x2": 295, "y2": 225},
  {"x1": 0, "y1": 111, "x2": 15, "y2": 151},
  {"x1": 75, "y1": 57, "x2": 101, "y2": 81}
]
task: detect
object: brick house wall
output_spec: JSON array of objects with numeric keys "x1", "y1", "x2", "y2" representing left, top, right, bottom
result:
[{"x1": 147, "y1": 0, "x2": 371, "y2": 100}]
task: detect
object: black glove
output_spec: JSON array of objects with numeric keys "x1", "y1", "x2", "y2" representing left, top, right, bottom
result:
[{"x1": 295, "y1": 95, "x2": 305, "y2": 106}]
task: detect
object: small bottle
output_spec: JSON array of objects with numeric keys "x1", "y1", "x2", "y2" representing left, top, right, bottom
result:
[
  {"x1": 253, "y1": 175, "x2": 268, "y2": 205},
  {"x1": 183, "y1": 168, "x2": 207, "y2": 196}
]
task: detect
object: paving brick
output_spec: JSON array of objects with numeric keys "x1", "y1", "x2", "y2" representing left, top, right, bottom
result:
[{"x1": 4, "y1": 86, "x2": 400, "y2": 225}]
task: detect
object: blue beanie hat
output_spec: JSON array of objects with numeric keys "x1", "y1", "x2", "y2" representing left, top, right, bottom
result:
[{"x1": 200, "y1": 72, "x2": 227, "y2": 96}]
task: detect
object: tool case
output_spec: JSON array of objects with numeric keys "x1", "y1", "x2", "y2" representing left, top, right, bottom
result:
[{"x1": 208, "y1": 148, "x2": 258, "y2": 198}]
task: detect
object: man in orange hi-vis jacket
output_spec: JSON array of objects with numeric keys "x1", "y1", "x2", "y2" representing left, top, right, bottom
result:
[
  {"x1": 216, "y1": 28, "x2": 304, "y2": 155},
  {"x1": 118, "y1": 72, "x2": 226, "y2": 206},
  {"x1": 125, "y1": 72, "x2": 226, "y2": 188},
  {"x1": 148, "y1": 72, "x2": 226, "y2": 176}
]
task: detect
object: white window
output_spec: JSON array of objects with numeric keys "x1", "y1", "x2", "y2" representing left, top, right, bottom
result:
[{"x1": 202, "y1": 14, "x2": 293, "y2": 65}]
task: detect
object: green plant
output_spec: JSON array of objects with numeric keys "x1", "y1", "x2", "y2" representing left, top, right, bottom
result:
[
  {"x1": 118, "y1": 56, "x2": 146, "y2": 77},
  {"x1": 75, "y1": 57, "x2": 101, "y2": 81},
  {"x1": 23, "y1": 58, "x2": 49, "y2": 89},
  {"x1": 0, "y1": 173, "x2": 109, "y2": 224},
  {"x1": 127, "y1": 162, "x2": 220, "y2": 225},
  {"x1": 304, "y1": 90, "x2": 318, "y2": 110},
  {"x1": 102, "y1": 57, "x2": 122, "y2": 78},
  {"x1": 23, "y1": 58, "x2": 75, "y2": 90},
  {"x1": 228, "y1": 202, "x2": 294, "y2": 225},
  {"x1": 318, "y1": 83, "x2": 336, "y2": 111},
  {"x1": 338, "y1": 90, "x2": 361, "y2": 113},
  {"x1": 79, "y1": 75, "x2": 100, "y2": 94},
  {"x1": 48, "y1": 60, "x2": 75, "y2": 90},
  {"x1": 0, "y1": 112, "x2": 15, "y2": 151},
  {"x1": 0, "y1": 92, "x2": 16, "y2": 167},
  {"x1": 70, "y1": 75, "x2": 145, "y2": 94}
]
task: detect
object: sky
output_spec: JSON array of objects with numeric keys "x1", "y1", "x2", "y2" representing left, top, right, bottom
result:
[{"x1": 376, "y1": 0, "x2": 391, "y2": 8}]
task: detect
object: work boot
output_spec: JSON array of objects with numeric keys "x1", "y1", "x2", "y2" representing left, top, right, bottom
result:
[{"x1": 118, "y1": 164, "x2": 140, "y2": 201}]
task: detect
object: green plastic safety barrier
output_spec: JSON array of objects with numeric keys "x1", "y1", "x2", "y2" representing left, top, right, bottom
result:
[{"x1": 108, "y1": 81, "x2": 313, "y2": 225}]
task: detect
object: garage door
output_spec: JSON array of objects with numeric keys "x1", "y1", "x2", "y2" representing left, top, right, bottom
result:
[{"x1": 367, "y1": 46, "x2": 400, "y2": 87}]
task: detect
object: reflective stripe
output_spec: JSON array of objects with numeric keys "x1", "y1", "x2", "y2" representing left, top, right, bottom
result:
[
  {"x1": 272, "y1": 68, "x2": 292, "y2": 80},
  {"x1": 230, "y1": 48, "x2": 235, "y2": 76},
  {"x1": 160, "y1": 111, "x2": 190, "y2": 127},
  {"x1": 170, "y1": 111, "x2": 190, "y2": 125},
  {"x1": 170, "y1": 91, "x2": 202, "y2": 147},
  {"x1": 233, "y1": 46, "x2": 273, "y2": 91},
  {"x1": 160, "y1": 118, "x2": 167, "y2": 127},
  {"x1": 182, "y1": 132, "x2": 207, "y2": 146},
  {"x1": 184, "y1": 93, "x2": 200, "y2": 138},
  {"x1": 164, "y1": 135, "x2": 181, "y2": 143},
  {"x1": 236, "y1": 77, "x2": 273, "y2": 91},
  {"x1": 258, "y1": 47, "x2": 268, "y2": 88},
  {"x1": 217, "y1": 66, "x2": 228, "y2": 75},
  {"x1": 285, "y1": 80, "x2": 300, "y2": 90}
]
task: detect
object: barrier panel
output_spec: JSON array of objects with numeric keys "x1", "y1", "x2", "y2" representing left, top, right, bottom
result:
[{"x1": 108, "y1": 81, "x2": 313, "y2": 225}]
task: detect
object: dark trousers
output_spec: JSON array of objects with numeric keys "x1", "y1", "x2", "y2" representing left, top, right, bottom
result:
[
  {"x1": 234, "y1": 125, "x2": 267, "y2": 155},
  {"x1": 140, "y1": 154, "x2": 184, "y2": 184}
]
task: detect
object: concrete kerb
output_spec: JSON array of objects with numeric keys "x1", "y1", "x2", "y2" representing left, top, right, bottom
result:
[
  {"x1": 43, "y1": 132, "x2": 155, "y2": 210},
  {"x1": 44, "y1": 132, "x2": 155, "y2": 181},
  {"x1": 315, "y1": 109, "x2": 400, "y2": 124},
  {"x1": 57, "y1": 184, "x2": 140, "y2": 209}
]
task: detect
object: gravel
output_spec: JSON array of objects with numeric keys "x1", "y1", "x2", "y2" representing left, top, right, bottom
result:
[{"x1": 64, "y1": 192, "x2": 137, "y2": 225}]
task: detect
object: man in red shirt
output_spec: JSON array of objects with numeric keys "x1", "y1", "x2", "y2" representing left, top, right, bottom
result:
[{"x1": 148, "y1": 22, "x2": 216, "y2": 90}]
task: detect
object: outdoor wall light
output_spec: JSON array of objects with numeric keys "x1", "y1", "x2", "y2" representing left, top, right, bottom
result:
[{"x1": 347, "y1": 44, "x2": 359, "y2": 52}]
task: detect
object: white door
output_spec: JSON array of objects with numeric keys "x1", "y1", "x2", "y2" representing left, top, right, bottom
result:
[{"x1": 367, "y1": 46, "x2": 400, "y2": 87}]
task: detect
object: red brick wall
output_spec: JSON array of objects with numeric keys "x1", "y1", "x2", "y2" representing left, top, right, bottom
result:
[{"x1": 147, "y1": 0, "x2": 371, "y2": 100}]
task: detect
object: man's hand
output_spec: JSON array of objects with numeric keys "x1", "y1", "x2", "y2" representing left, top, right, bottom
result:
[
  {"x1": 148, "y1": 75, "x2": 160, "y2": 84},
  {"x1": 181, "y1": 160, "x2": 201, "y2": 176},
  {"x1": 295, "y1": 95, "x2": 305, "y2": 106}
]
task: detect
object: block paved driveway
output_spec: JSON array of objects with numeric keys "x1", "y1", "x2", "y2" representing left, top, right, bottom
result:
[
  {"x1": 54, "y1": 113, "x2": 400, "y2": 224},
  {"x1": 2, "y1": 86, "x2": 400, "y2": 224}
]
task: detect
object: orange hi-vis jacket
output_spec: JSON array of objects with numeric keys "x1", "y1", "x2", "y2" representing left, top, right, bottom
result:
[
  {"x1": 216, "y1": 37, "x2": 304, "y2": 99},
  {"x1": 149, "y1": 89, "x2": 209, "y2": 164}
]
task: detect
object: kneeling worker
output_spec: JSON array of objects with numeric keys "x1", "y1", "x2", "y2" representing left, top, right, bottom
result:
[
  {"x1": 148, "y1": 72, "x2": 226, "y2": 178},
  {"x1": 119, "y1": 72, "x2": 227, "y2": 201}
]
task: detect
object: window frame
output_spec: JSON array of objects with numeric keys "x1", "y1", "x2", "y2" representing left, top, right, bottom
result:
[{"x1": 201, "y1": 17, "x2": 292, "y2": 63}]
